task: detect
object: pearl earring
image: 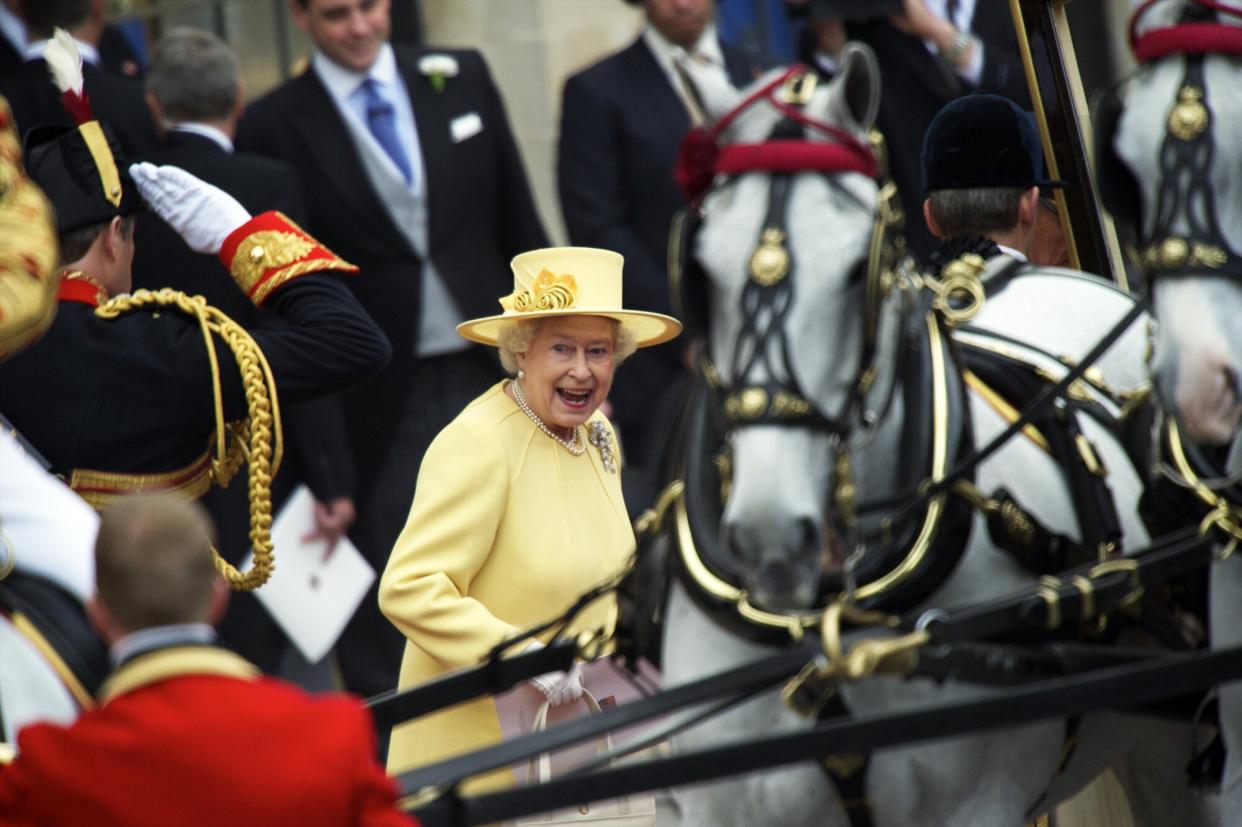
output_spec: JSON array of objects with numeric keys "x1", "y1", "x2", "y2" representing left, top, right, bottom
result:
[{"x1": 517, "y1": 369, "x2": 525, "y2": 379}]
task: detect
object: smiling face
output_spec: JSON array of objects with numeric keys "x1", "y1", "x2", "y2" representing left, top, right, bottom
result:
[
  {"x1": 644, "y1": 0, "x2": 714, "y2": 49},
  {"x1": 293, "y1": 0, "x2": 390, "y2": 74},
  {"x1": 514, "y1": 316, "x2": 618, "y2": 434}
]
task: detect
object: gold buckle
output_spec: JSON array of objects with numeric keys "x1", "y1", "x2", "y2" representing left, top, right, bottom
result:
[
  {"x1": 782, "y1": 657, "x2": 836, "y2": 718},
  {"x1": 777, "y1": 71, "x2": 817, "y2": 105}
]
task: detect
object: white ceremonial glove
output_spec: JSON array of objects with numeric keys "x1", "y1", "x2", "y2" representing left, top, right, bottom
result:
[
  {"x1": 524, "y1": 641, "x2": 586, "y2": 707},
  {"x1": 128, "y1": 162, "x2": 251, "y2": 255},
  {"x1": 549, "y1": 662, "x2": 585, "y2": 707}
]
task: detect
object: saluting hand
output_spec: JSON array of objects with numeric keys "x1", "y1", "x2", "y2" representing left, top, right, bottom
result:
[{"x1": 128, "y1": 162, "x2": 251, "y2": 255}]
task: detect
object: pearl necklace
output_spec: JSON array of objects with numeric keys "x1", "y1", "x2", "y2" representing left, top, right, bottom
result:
[{"x1": 511, "y1": 380, "x2": 586, "y2": 456}]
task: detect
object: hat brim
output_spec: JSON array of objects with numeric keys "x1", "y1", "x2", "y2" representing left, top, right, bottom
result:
[{"x1": 457, "y1": 308, "x2": 683, "y2": 348}]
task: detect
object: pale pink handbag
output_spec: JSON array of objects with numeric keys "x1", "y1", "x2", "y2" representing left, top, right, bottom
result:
[{"x1": 510, "y1": 691, "x2": 657, "y2": 827}]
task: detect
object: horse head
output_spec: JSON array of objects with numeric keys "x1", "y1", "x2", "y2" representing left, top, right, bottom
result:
[
  {"x1": 1110, "y1": 0, "x2": 1242, "y2": 444},
  {"x1": 680, "y1": 45, "x2": 885, "y2": 612}
]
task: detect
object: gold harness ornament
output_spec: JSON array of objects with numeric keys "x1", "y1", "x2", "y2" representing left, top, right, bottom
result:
[{"x1": 1165, "y1": 419, "x2": 1242, "y2": 557}]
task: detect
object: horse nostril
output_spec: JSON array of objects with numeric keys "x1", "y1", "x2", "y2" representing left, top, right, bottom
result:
[
  {"x1": 1225, "y1": 366, "x2": 1241, "y2": 402},
  {"x1": 796, "y1": 518, "x2": 819, "y2": 555},
  {"x1": 726, "y1": 523, "x2": 752, "y2": 563}
]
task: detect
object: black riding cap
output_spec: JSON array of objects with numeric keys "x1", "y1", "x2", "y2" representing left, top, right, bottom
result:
[{"x1": 920, "y1": 93, "x2": 1066, "y2": 194}]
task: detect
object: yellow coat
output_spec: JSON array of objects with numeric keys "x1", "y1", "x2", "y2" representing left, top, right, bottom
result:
[{"x1": 379, "y1": 381, "x2": 635, "y2": 790}]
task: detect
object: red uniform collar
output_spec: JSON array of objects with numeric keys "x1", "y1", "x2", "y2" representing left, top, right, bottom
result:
[{"x1": 57, "y1": 271, "x2": 109, "y2": 307}]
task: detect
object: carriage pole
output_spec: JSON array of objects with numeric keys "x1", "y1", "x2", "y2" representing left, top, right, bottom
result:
[{"x1": 1011, "y1": 0, "x2": 1129, "y2": 289}]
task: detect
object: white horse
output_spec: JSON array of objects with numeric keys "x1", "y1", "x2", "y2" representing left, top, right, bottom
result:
[
  {"x1": 657, "y1": 44, "x2": 1214, "y2": 827},
  {"x1": 1111, "y1": 0, "x2": 1242, "y2": 820}
]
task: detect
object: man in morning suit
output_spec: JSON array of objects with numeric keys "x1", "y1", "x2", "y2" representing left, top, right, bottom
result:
[
  {"x1": 135, "y1": 27, "x2": 359, "y2": 674},
  {"x1": 557, "y1": 0, "x2": 761, "y2": 496},
  {"x1": 0, "y1": 495, "x2": 416, "y2": 827},
  {"x1": 237, "y1": 0, "x2": 549, "y2": 697},
  {"x1": 0, "y1": 0, "x2": 155, "y2": 154}
]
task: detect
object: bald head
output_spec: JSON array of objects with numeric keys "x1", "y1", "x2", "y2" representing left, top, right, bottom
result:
[{"x1": 94, "y1": 495, "x2": 220, "y2": 634}]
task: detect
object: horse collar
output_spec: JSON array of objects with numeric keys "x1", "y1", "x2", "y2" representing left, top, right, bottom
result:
[{"x1": 671, "y1": 310, "x2": 974, "y2": 644}]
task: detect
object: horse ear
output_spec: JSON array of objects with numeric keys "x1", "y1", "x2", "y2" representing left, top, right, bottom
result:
[
  {"x1": 823, "y1": 42, "x2": 880, "y2": 134},
  {"x1": 676, "y1": 55, "x2": 745, "y2": 124}
]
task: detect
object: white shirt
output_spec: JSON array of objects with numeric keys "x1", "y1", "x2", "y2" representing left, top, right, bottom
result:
[
  {"x1": 313, "y1": 43, "x2": 423, "y2": 196},
  {"x1": 111, "y1": 623, "x2": 218, "y2": 667},
  {"x1": 997, "y1": 243, "x2": 1028, "y2": 263},
  {"x1": 923, "y1": 0, "x2": 984, "y2": 87},
  {"x1": 24, "y1": 37, "x2": 101, "y2": 67},
  {"x1": 643, "y1": 23, "x2": 727, "y2": 124},
  {"x1": 167, "y1": 122, "x2": 233, "y2": 153},
  {"x1": 0, "y1": 4, "x2": 25, "y2": 55}
]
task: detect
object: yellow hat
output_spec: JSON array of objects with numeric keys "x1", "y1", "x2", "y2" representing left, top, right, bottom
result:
[{"x1": 456, "y1": 247, "x2": 682, "y2": 347}]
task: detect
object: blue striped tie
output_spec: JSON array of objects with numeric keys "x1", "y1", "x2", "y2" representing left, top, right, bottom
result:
[{"x1": 361, "y1": 78, "x2": 413, "y2": 184}]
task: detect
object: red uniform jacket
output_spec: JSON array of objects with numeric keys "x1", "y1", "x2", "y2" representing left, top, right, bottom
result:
[{"x1": 0, "y1": 646, "x2": 416, "y2": 827}]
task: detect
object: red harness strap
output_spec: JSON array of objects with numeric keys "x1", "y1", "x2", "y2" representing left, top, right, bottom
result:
[
  {"x1": 714, "y1": 141, "x2": 877, "y2": 179},
  {"x1": 1133, "y1": 22, "x2": 1242, "y2": 62},
  {"x1": 1130, "y1": 0, "x2": 1242, "y2": 63},
  {"x1": 674, "y1": 64, "x2": 878, "y2": 203}
]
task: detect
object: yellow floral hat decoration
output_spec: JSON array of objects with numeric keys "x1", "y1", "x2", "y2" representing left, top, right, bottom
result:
[{"x1": 456, "y1": 247, "x2": 682, "y2": 347}]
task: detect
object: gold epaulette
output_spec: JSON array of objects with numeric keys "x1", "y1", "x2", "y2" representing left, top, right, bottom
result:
[
  {"x1": 0, "y1": 96, "x2": 60, "y2": 361},
  {"x1": 219, "y1": 210, "x2": 358, "y2": 306},
  {"x1": 68, "y1": 450, "x2": 213, "y2": 510}
]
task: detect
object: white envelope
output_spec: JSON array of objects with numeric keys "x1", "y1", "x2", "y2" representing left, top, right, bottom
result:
[
  {"x1": 450, "y1": 111, "x2": 483, "y2": 143},
  {"x1": 243, "y1": 485, "x2": 375, "y2": 664}
]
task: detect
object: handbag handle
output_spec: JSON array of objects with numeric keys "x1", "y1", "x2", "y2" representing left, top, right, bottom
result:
[{"x1": 526, "y1": 690, "x2": 616, "y2": 786}]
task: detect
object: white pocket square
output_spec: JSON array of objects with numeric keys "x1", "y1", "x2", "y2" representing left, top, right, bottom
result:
[{"x1": 450, "y1": 112, "x2": 483, "y2": 143}]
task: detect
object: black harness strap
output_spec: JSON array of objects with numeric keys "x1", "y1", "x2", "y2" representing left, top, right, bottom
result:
[
  {"x1": 816, "y1": 694, "x2": 873, "y2": 827},
  {"x1": 1140, "y1": 55, "x2": 1242, "y2": 280},
  {"x1": 365, "y1": 640, "x2": 579, "y2": 733},
  {"x1": 909, "y1": 526, "x2": 1213, "y2": 645},
  {"x1": 396, "y1": 644, "x2": 817, "y2": 794},
  {"x1": 409, "y1": 645, "x2": 1242, "y2": 826},
  {"x1": 962, "y1": 344, "x2": 1125, "y2": 569}
]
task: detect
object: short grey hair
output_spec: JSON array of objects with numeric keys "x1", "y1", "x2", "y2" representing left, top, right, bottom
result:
[
  {"x1": 927, "y1": 187, "x2": 1027, "y2": 238},
  {"x1": 495, "y1": 317, "x2": 638, "y2": 375},
  {"x1": 147, "y1": 28, "x2": 241, "y2": 122}
]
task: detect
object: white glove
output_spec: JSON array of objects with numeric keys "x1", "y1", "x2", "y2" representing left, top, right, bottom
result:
[
  {"x1": 128, "y1": 162, "x2": 251, "y2": 255},
  {"x1": 524, "y1": 641, "x2": 586, "y2": 707}
]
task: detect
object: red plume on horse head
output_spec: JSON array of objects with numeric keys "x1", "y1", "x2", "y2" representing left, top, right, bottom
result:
[{"x1": 44, "y1": 29, "x2": 94, "y2": 125}]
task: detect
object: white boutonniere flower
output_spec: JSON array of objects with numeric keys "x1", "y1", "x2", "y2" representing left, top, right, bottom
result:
[{"x1": 418, "y1": 54, "x2": 459, "y2": 93}]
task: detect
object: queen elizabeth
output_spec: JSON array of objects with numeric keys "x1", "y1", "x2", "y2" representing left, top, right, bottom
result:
[{"x1": 378, "y1": 247, "x2": 681, "y2": 789}]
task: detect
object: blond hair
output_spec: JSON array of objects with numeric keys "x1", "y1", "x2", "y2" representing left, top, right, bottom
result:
[{"x1": 94, "y1": 495, "x2": 218, "y2": 633}]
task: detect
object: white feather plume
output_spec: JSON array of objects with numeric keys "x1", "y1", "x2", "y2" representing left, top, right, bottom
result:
[{"x1": 44, "y1": 28, "x2": 83, "y2": 96}]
